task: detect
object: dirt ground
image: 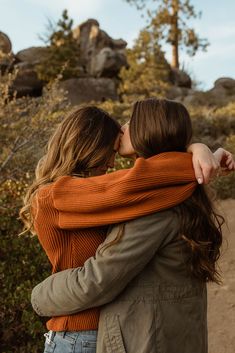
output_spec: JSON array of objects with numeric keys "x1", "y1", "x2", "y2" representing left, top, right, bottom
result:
[{"x1": 208, "y1": 199, "x2": 235, "y2": 353}]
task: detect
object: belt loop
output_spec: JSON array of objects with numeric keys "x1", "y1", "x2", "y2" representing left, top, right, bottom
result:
[
  {"x1": 44, "y1": 330, "x2": 55, "y2": 344},
  {"x1": 49, "y1": 330, "x2": 54, "y2": 341}
]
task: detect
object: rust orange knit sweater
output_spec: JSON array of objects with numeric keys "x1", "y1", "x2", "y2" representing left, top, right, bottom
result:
[{"x1": 33, "y1": 152, "x2": 197, "y2": 331}]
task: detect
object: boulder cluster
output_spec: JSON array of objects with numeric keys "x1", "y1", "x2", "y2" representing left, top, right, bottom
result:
[
  {"x1": 167, "y1": 76, "x2": 235, "y2": 107},
  {"x1": 0, "y1": 20, "x2": 127, "y2": 103},
  {"x1": 1, "y1": 21, "x2": 235, "y2": 106}
]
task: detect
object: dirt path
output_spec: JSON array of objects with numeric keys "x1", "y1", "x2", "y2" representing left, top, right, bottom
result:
[{"x1": 208, "y1": 199, "x2": 235, "y2": 353}]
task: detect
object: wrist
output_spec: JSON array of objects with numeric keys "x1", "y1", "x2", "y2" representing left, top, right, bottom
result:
[{"x1": 187, "y1": 143, "x2": 208, "y2": 153}]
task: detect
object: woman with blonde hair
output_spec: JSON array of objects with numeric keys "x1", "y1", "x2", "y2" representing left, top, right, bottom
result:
[{"x1": 22, "y1": 102, "x2": 234, "y2": 353}]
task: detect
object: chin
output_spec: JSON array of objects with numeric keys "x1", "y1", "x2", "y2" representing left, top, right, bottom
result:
[
  {"x1": 118, "y1": 149, "x2": 128, "y2": 157},
  {"x1": 119, "y1": 151, "x2": 136, "y2": 159}
]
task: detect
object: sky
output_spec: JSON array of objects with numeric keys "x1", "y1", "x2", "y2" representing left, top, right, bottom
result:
[{"x1": 0, "y1": 0, "x2": 234, "y2": 90}]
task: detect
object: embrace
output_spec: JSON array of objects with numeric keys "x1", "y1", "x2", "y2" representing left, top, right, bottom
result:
[{"x1": 20, "y1": 98, "x2": 235, "y2": 353}]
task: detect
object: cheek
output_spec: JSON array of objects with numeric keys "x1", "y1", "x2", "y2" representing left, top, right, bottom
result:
[{"x1": 119, "y1": 130, "x2": 135, "y2": 156}]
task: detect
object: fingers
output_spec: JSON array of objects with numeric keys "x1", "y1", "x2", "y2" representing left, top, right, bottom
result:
[
  {"x1": 191, "y1": 156, "x2": 203, "y2": 184},
  {"x1": 225, "y1": 153, "x2": 235, "y2": 170},
  {"x1": 191, "y1": 145, "x2": 234, "y2": 184},
  {"x1": 221, "y1": 151, "x2": 235, "y2": 171},
  {"x1": 193, "y1": 160, "x2": 217, "y2": 184},
  {"x1": 213, "y1": 148, "x2": 235, "y2": 176}
]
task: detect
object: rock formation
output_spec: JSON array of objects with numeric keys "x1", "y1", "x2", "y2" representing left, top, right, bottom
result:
[
  {"x1": 0, "y1": 31, "x2": 12, "y2": 54},
  {"x1": 73, "y1": 19, "x2": 128, "y2": 77},
  {"x1": 0, "y1": 20, "x2": 128, "y2": 102},
  {"x1": 0, "y1": 25, "x2": 234, "y2": 107},
  {"x1": 0, "y1": 31, "x2": 13, "y2": 74},
  {"x1": 15, "y1": 47, "x2": 50, "y2": 65},
  {"x1": 59, "y1": 77, "x2": 118, "y2": 105},
  {"x1": 169, "y1": 68, "x2": 192, "y2": 88}
]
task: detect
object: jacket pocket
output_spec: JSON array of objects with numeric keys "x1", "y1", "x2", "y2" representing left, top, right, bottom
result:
[{"x1": 104, "y1": 314, "x2": 127, "y2": 353}]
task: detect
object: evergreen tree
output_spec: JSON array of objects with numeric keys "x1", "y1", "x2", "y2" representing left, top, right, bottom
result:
[
  {"x1": 37, "y1": 10, "x2": 81, "y2": 82},
  {"x1": 125, "y1": 0, "x2": 209, "y2": 68},
  {"x1": 119, "y1": 29, "x2": 170, "y2": 102}
]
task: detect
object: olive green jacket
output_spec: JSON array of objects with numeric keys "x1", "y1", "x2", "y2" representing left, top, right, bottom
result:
[{"x1": 32, "y1": 209, "x2": 207, "y2": 353}]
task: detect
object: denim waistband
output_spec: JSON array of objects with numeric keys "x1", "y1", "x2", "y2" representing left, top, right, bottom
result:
[
  {"x1": 56, "y1": 330, "x2": 97, "y2": 336},
  {"x1": 44, "y1": 330, "x2": 97, "y2": 346}
]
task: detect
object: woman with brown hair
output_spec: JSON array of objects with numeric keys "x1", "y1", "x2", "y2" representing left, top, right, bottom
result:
[{"x1": 30, "y1": 99, "x2": 234, "y2": 353}]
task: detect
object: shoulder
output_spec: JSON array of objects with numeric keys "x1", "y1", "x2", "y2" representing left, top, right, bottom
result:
[
  {"x1": 108, "y1": 209, "x2": 180, "y2": 244},
  {"x1": 52, "y1": 176, "x2": 86, "y2": 198},
  {"x1": 33, "y1": 183, "x2": 54, "y2": 209},
  {"x1": 125, "y1": 208, "x2": 179, "y2": 231},
  {"x1": 36, "y1": 183, "x2": 53, "y2": 198},
  {"x1": 36, "y1": 176, "x2": 75, "y2": 199},
  {"x1": 104, "y1": 209, "x2": 180, "y2": 257},
  {"x1": 53, "y1": 175, "x2": 76, "y2": 188}
]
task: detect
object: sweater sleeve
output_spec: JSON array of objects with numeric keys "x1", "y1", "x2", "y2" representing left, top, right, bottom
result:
[{"x1": 51, "y1": 152, "x2": 197, "y2": 229}]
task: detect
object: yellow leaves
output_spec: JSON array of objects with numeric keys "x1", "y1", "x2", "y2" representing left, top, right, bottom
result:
[{"x1": 214, "y1": 102, "x2": 235, "y2": 119}]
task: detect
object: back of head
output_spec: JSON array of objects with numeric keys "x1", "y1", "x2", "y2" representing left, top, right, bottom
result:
[
  {"x1": 130, "y1": 97, "x2": 223, "y2": 284},
  {"x1": 129, "y1": 98, "x2": 192, "y2": 158},
  {"x1": 38, "y1": 106, "x2": 120, "y2": 180},
  {"x1": 20, "y1": 105, "x2": 120, "y2": 234}
]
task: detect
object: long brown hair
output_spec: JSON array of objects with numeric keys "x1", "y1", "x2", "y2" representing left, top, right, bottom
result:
[
  {"x1": 129, "y1": 98, "x2": 223, "y2": 283},
  {"x1": 20, "y1": 106, "x2": 121, "y2": 234}
]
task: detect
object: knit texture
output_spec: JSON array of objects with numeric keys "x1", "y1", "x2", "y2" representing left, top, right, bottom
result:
[{"x1": 33, "y1": 152, "x2": 197, "y2": 331}]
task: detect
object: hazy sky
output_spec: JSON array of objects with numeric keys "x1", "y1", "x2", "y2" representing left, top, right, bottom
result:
[{"x1": 0, "y1": 0, "x2": 234, "y2": 89}]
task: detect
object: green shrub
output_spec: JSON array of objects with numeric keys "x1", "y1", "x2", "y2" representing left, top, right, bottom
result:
[
  {"x1": 0, "y1": 180, "x2": 50, "y2": 353},
  {"x1": 0, "y1": 74, "x2": 69, "y2": 352},
  {"x1": 36, "y1": 10, "x2": 81, "y2": 82}
]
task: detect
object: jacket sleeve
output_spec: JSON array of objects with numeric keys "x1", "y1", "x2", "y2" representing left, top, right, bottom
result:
[
  {"x1": 51, "y1": 152, "x2": 196, "y2": 228},
  {"x1": 31, "y1": 210, "x2": 177, "y2": 316}
]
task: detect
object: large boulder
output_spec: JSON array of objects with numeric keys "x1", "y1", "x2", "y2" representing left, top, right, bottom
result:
[
  {"x1": 201, "y1": 77, "x2": 235, "y2": 106},
  {"x1": 15, "y1": 47, "x2": 50, "y2": 65},
  {"x1": 90, "y1": 47, "x2": 127, "y2": 77},
  {"x1": 181, "y1": 77, "x2": 235, "y2": 107},
  {"x1": 73, "y1": 19, "x2": 127, "y2": 77},
  {"x1": 169, "y1": 68, "x2": 192, "y2": 88},
  {"x1": 59, "y1": 77, "x2": 118, "y2": 105},
  {"x1": 0, "y1": 31, "x2": 12, "y2": 54},
  {"x1": 214, "y1": 77, "x2": 235, "y2": 91},
  {"x1": 211, "y1": 77, "x2": 235, "y2": 100},
  {"x1": 73, "y1": 18, "x2": 99, "y2": 67},
  {"x1": 0, "y1": 32, "x2": 13, "y2": 73},
  {"x1": 10, "y1": 63, "x2": 44, "y2": 97}
]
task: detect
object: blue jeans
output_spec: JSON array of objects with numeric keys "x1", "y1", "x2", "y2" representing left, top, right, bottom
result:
[{"x1": 43, "y1": 330, "x2": 97, "y2": 353}]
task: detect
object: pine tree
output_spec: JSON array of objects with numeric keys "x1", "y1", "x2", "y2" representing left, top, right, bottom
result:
[
  {"x1": 37, "y1": 10, "x2": 81, "y2": 82},
  {"x1": 125, "y1": 0, "x2": 209, "y2": 68},
  {"x1": 119, "y1": 29, "x2": 171, "y2": 102}
]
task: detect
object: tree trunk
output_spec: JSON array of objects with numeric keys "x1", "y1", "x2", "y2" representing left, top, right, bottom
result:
[{"x1": 171, "y1": 0, "x2": 179, "y2": 68}]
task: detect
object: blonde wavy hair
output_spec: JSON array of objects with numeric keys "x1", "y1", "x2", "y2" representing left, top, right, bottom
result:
[{"x1": 20, "y1": 106, "x2": 121, "y2": 234}]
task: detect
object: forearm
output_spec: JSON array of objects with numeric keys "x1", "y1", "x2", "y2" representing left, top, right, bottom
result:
[
  {"x1": 53, "y1": 152, "x2": 195, "y2": 228},
  {"x1": 31, "y1": 261, "x2": 130, "y2": 317}
]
